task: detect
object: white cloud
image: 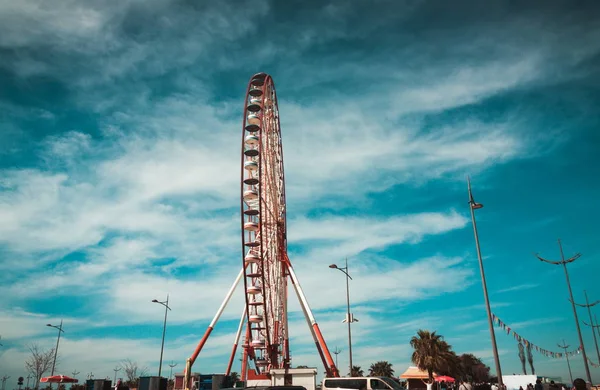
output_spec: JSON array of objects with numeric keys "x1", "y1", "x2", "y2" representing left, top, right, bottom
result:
[
  {"x1": 389, "y1": 58, "x2": 540, "y2": 116},
  {"x1": 454, "y1": 320, "x2": 489, "y2": 332},
  {"x1": 2, "y1": 2, "x2": 593, "y2": 385},
  {"x1": 507, "y1": 318, "x2": 564, "y2": 329},
  {"x1": 496, "y1": 284, "x2": 540, "y2": 294},
  {"x1": 0, "y1": 0, "x2": 271, "y2": 83}
]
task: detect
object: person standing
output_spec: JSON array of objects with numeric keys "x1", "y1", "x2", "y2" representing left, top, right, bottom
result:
[
  {"x1": 534, "y1": 380, "x2": 543, "y2": 390},
  {"x1": 573, "y1": 379, "x2": 586, "y2": 390}
]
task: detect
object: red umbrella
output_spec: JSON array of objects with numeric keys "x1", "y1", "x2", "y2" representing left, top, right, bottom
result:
[
  {"x1": 40, "y1": 376, "x2": 79, "y2": 383},
  {"x1": 435, "y1": 376, "x2": 455, "y2": 383}
]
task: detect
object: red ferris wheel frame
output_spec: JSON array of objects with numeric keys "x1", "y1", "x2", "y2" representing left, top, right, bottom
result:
[{"x1": 183, "y1": 73, "x2": 339, "y2": 389}]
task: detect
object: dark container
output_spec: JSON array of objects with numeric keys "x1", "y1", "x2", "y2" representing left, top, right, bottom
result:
[
  {"x1": 86, "y1": 380, "x2": 111, "y2": 390},
  {"x1": 139, "y1": 377, "x2": 167, "y2": 390}
]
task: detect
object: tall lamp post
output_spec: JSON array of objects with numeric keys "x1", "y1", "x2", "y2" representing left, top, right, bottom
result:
[
  {"x1": 572, "y1": 291, "x2": 600, "y2": 365},
  {"x1": 2, "y1": 376, "x2": 10, "y2": 390},
  {"x1": 467, "y1": 178, "x2": 503, "y2": 387},
  {"x1": 152, "y1": 295, "x2": 171, "y2": 378},
  {"x1": 333, "y1": 347, "x2": 342, "y2": 369},
  {"x1": 168, "y1": 361, "x2": 178, "y2": 382},
  {"x1": 558, "y1": 340, "x2": 574, "y2": 385},
  {"x1": 46, "y1": 320, "x2": 64, "y2": 390},
  {"x1": 535, "y1": 240, "x2": 592, "y2": 384},
  {"x1": 583, "y1": 315, "x2": 600, "y2": 357},
  {"x1": 113, "y1": 367, "x2": 121, "y2": 384},
  {"x1": 329, "y1": 259, "x2": 358, "y2": 377}
]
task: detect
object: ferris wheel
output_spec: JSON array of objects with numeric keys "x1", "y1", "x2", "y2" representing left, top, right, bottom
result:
[
  {"x1": 241, "y1": 72, "x2": 289, "y2": 372},
  {"x1": 184, "y1": 73, "x2": 339, "y2": 389}
]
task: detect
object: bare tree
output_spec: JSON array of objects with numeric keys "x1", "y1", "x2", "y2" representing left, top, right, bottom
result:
[
  {"x1": 25, "y1": 344, "x2": 56, "y2": 389},
  {"x1": 120, "y1": 359, "x2": 148, "y2": 386}
]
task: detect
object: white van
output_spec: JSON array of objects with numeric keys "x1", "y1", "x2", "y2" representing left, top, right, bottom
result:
[{"x1": 322, "y1": 377, "x2": 406, "y2": 390}]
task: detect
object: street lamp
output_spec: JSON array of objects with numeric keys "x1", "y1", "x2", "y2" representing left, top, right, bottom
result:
[
  {"x1": 168, "y1": 361, "x2": 178, "y2": 382},
  {"x1": 329, "y1": 259, "x2": 358, "y2": 377},
  {"x1": 46, "y1": 320, "x2": 64, "y2": 390},
  {"x1": 2, "y1": 376, "x2": 10, "y2": 390},
  {"x1": 467, "y1": 179, "x2": 503, "y2": 387},
  {"x1": 113, "y1": 367, "x2": 121, "y2": 385},
  {"x1": 572, "y1": 291, "x2": 600, "y2": 366},
  {"x1": 152, "y1": 295, "x2": 171, "y2": 378},
  {"x1": 558, "y1": 340, "x2": 574, "y2": 385},
  {"x1": 535, "y1": 240, "x2": 592, "y2": 384},
  {"x1": 333, "y1": 347, "x2": 342, "y2": 368}
]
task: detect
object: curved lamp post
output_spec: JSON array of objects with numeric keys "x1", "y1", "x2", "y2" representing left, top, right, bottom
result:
[
  {"x1": 468, "y1": 178, "x2": 503, "y2": 387},
  {"x1": 329, "y1": 259, "x2": 358, "y2": 377},
  {"x1": 46, "y1": 320, "x2": 64, "y2": 390},
  {"x1": 152, "y1": 295, "x2": 171, "y2": 378},
  {"x1": 535, "y1": 240, "x2": 592, "y2": 384}
]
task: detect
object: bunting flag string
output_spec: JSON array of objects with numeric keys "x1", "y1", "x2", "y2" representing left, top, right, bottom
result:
[
  {"x1": 492, "y1": 313, "x2": 582, "y2": 359},
  {"x1": 588, "y1": 357, "x2": 600, "y2": 368}
]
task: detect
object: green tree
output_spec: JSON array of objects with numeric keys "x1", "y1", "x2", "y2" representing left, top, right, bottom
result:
[
  {"x1": 230, "y1": 372, "x2": 240, "y2": 383},
  {"x1": 458, "y1": 354, "x2": 490, "y2": 383},
  {"x1": 410, "y1": 329, "x2": 452, "y2": 384},
  {"x1": 349, "y1": 366, "x2": 364, "y2": 377},
  {"x1": 369, "y1": 361, "x2": 394, "y2": 377},
  {"x1": 437, "y1": 351, "x2": 463, "y2": 380}
]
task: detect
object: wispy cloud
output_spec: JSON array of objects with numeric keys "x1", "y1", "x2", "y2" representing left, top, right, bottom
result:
[
  {"x1": 508, "y1": 317, "x2": 564, "y2": 329},
  {"x1": 496, "y1": 284, "x2": 540, "y2": 294},
  {"x1": 0, "y1": 0, "x2": 598, "y2": 384},
  {"x1": 454, "y1": 320, "x2": 489, "y2": 331}
]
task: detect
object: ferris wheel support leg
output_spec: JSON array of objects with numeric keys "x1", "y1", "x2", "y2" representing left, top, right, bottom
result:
[
  {"x1": 287, "y1": 262, "x2": 340, "y2": 377},
  {"x1": 241, "y1": 323, "x2": 251, "y2": 381},
  {"x1": 292, "y1": 280, "x2": 330, "y2": 376},
  {"x1": 185, "y1": 267, "x2": 246, "y2": 390},
  {"x1": 226, "y1": 305, "x2": 247, "y2": 376},
  {"x1": 281, "y1": 262, "x2": 290, "y2": 369}
]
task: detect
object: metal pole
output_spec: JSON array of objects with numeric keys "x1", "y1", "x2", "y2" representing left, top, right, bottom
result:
[
  {"x1": 113, "y1": 368, "x2": 121, "y2": 385},
  {"x1": 558, "y1": 340, "x2": 574, "y2": 384},
  {"x1": 584, "y1": 291, "x2": 600, "y2": 364},
  {"x1": 596, "y1": 314, "x2": 600, "y2": 345},
  {"x1": 158, "y1": 295, "x2": 169, "y2": 378},
  {"x1": 26, "y1": 375, "x2": 31, "y2": 390},
  {"x1": 46, "y1": 320, "x2": 64, "y2": 390},
  {"x1": 345, "y1": 258, "x2": 353, "y2": 377},
  {"x1": 51, "y1": 320, "x2": 63, "y2": 376},
  {"x1": 168, "y1": 362, "x2": 177, "y2": 382},
  {"x1": 559, "y1": 241, "x2": 592, "y2": 384},
  {"x1": 468, "y1": 179, "x2": 503, "y2": 386},
  {"x1": 333, "y1": 347, "x2": 341, "y2": 368}
]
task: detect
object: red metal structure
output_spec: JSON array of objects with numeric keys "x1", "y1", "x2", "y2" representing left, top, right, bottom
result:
[{"x1": 183, "y1": 73, "x2": 339, "y2": 389}]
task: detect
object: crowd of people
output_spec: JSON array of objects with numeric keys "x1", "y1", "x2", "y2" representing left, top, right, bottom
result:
[{"x1": 450, "y1": 378, "x2": 589, "y2": 390}]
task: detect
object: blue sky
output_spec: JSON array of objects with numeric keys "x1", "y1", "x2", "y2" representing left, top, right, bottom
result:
[{"x1": 1, "y1": 0, "x2": 600, "y2": 385}]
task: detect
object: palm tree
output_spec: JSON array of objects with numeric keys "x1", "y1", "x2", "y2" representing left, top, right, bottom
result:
[
  {"x1": 410, "y1": 329, "x2": 452, "y2": 383},
  {"x1": 350, "y1": 366, "x2": 364, "y2": 377},
  {"x1": 230, "y1": 372, "x2": 239, "y2": 384},
  {"x1": 369, "y1": 361, "x2": 394, "y2": 377}
]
